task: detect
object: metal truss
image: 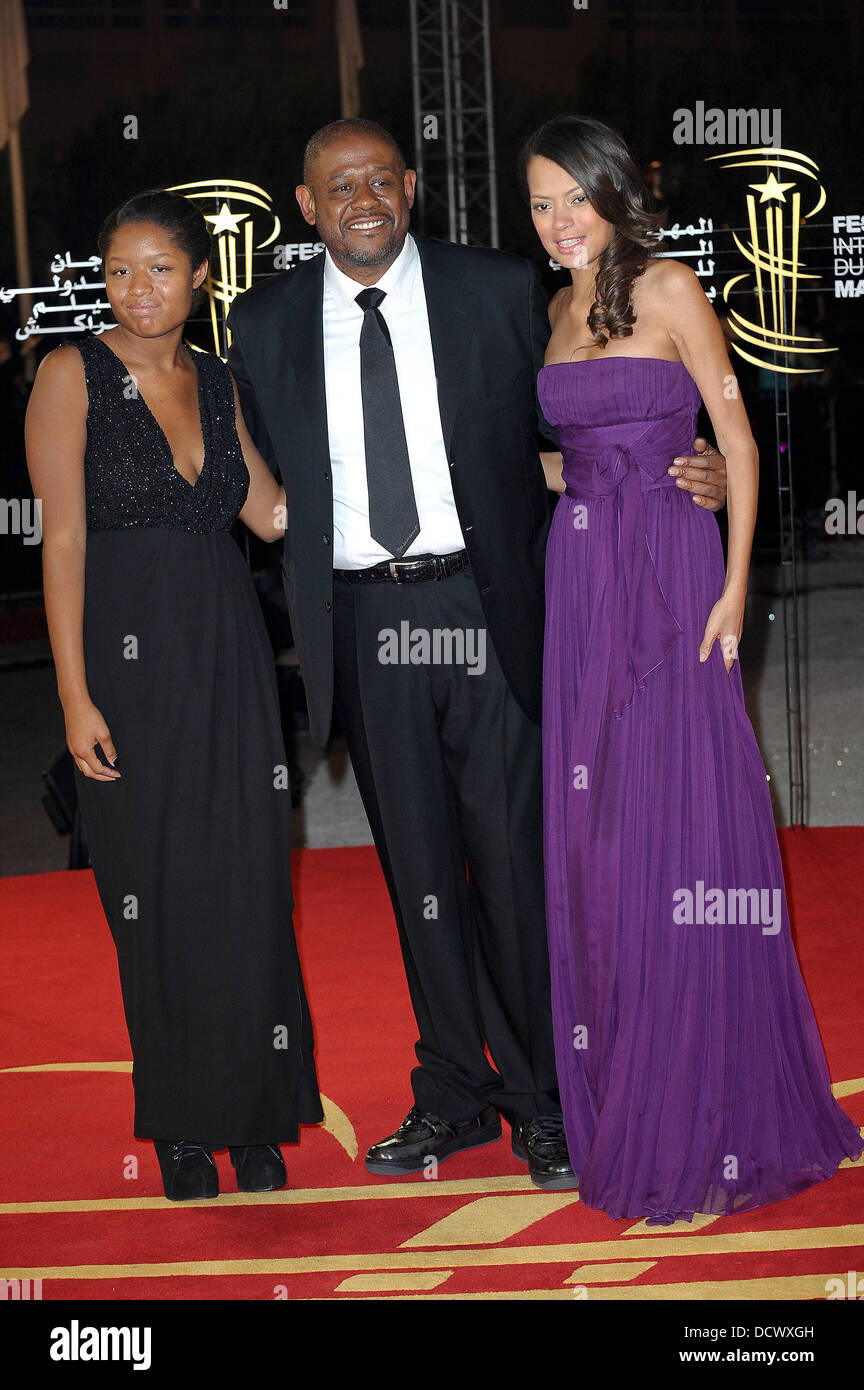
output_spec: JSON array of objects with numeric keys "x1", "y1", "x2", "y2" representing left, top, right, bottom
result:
[{"x1": 409, "y1": 0, "x2": 499, "y2": 247}]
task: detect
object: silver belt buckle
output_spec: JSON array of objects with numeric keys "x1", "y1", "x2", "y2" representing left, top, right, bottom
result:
[{"x1": 388, "y1": 558, "x2": 422, "y2": 584}]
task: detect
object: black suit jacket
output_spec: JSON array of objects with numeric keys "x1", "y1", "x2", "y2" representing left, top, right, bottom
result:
[{"x1": 226, "y1": 234, "x2": 555, "y2": 748}]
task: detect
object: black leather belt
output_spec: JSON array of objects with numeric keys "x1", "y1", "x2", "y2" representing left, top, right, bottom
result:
[{"x1": 335, "y1": 550, "x2": 470, "y2": 585}]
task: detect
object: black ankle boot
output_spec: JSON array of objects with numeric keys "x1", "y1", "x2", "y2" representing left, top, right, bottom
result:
[
  {"x1": 229, "y1": 1143, "x2": 287, "y2": 1192},
  {"x1": 154, "y1": 1140, "x2": 219, "y2": 1201}
]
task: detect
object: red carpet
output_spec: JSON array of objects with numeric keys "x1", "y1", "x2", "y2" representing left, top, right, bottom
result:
[{"x1": 1, "y1": 830, "x2": 862, "y2": 1301}]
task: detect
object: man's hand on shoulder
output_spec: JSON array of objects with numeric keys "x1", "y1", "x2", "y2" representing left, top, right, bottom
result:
[{"x1": 667, "y1": 437, "x2": 727, "y2": 511}]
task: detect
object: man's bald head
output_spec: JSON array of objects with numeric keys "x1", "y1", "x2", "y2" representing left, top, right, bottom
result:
[{"x1": 303, "y1": 119, "x2": 407, "y2": 186}]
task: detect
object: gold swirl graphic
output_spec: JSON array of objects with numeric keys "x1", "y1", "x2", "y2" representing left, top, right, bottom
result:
[
  {"x1": 707, "y1": 147, "x2": 835, "y2": 375},
  {"x1": 168, "y1": 178, "x2": 281, "y2": 358}
]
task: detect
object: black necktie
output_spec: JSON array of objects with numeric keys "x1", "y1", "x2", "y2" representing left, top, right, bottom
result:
[{"x1": 355, "y1": 287, "x2": 420, "y2": 559}]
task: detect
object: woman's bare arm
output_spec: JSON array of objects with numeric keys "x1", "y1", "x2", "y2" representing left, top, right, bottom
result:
[
  {"x1": 653, "y1": 259, "x2": 759, "y2": 670},
  {"x1": 25, "y1": 347, "x2": 120, "y2": 780},
  {"x1": 230, "y1": 375, "x2": 287, "y2": 543}
]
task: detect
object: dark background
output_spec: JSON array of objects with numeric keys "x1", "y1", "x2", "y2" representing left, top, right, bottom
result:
[
  {"x1": 1, "y1": 0, "x2": 862, "y2": 581},
  {"x1": 1, "y1": 0, "x2": 860, "y2": 286}
]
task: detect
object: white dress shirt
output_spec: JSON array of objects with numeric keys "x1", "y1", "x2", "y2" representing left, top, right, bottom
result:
[{"x1": 322, "y1": 233, "x2": 465, "y2": 569}]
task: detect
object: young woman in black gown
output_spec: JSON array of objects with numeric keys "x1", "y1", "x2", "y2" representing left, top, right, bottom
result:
[{"x1": 25, "y1": 190, "x2": 323, "y2": 1200}]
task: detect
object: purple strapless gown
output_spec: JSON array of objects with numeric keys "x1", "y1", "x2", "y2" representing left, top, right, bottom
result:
[{"x1": 539, "y1": 357, "x2": 862, "y2": 1223}]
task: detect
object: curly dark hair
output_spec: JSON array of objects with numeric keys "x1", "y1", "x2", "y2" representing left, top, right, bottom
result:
[
  {"x1": 97, "y1": 189, "x2": 211, "y2": 312},
  {"x1": 520, "y1": 115, "x2": 664, "y2": 349}
]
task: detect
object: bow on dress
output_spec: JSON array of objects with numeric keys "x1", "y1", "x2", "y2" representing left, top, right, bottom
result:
[{"x1": 564, "y1": 441, "x2": 682, "y2": 717}]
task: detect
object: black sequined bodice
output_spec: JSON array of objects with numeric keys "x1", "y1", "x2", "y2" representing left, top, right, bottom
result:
[{"x1": 72, "y1": 332, "x2": 249, "y2": 533}]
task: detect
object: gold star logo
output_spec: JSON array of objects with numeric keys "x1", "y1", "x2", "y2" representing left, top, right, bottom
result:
[
  {"x1": 748, "y1": 172, "x2": 796, "y2": 204},
  {"x1": 205, "y1": 202, "x2": 249, "y2": 236}
]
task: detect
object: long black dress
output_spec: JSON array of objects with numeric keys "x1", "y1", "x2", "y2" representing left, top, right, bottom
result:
[{"x1": 70, "y1": 331, "x2": 323, "y2": 1148}]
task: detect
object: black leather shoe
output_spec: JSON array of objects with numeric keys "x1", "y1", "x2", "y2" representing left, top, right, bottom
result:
[
  {"x1": 512, "y1": 1115, "x2": 579, "y2": 1190},
  {"x1": 229, "y1": 1144, "x2": 287, "y2": 1193},
  {"x1": 365, "y1": 1104, "x2": 502, "y2": 1175},
  {"x1": 153, "y1": 1141, "x2": 218, "y2": 1201}
]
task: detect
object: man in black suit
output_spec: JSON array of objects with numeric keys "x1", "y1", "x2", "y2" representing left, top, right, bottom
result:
[{"x1": 227, "y1": 119, "x2": 727, "y2": 1188}]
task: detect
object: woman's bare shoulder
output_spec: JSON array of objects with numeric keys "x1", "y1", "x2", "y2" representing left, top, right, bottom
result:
[
  {"x1": 27, "y1": 344, "x2": 89, "y2": 428},
  {"x1": 639, "y1": 256, "x2": 702, "y2": 299},
  {"x1": 547, "y1": 284, "x2": 571, "y2": 327},
  {"x1": 33, "y1": 342, "x2": 88, "y2": 391}
]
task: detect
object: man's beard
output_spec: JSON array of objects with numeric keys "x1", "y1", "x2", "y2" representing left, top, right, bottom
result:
[{"x1": 336, "y1": 223, "x2": 404, "y2": 269}]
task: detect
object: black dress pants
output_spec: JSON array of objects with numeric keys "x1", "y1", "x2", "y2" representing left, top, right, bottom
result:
[{"x1": 332, "y1": 563, "x2": 559, "y2": 1125}]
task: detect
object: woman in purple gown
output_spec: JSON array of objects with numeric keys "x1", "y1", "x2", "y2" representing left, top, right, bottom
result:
[{"x1": 524, "y1": 116, "x2": 862, "y2": 1224}]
